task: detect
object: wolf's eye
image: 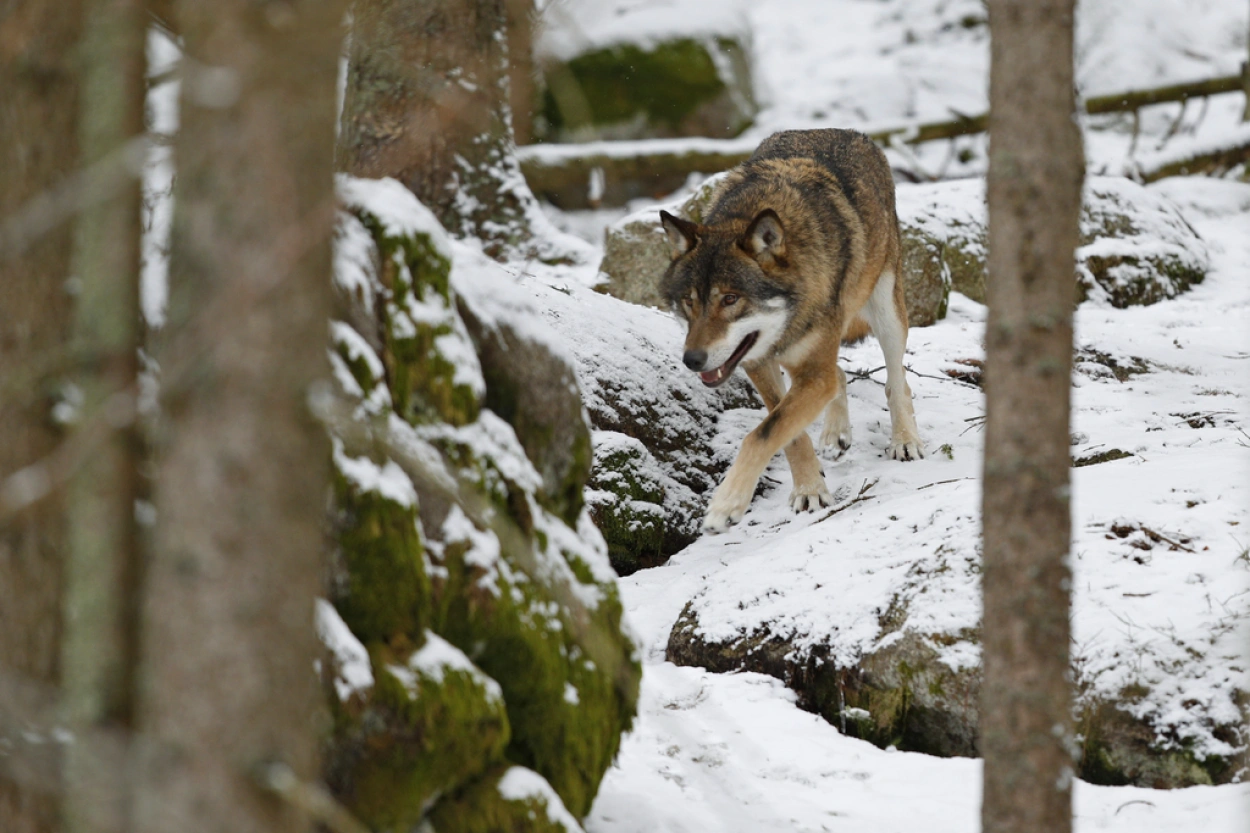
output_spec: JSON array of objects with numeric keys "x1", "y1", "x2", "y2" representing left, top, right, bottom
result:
[{"x1": 722, "y1": 294, "x2": 739, "y2": 307}]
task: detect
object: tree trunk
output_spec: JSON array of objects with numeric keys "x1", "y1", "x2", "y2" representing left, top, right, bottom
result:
[
  {"x1": 133, "y1": 3, "x2": 345, "y2": 831},
  {"x1": 0, "y1": 4, "x2": 84, "y2": 831},
  {"x1": 507, "y1": 0, "x2": 536, "y2": 145},
  {"x1": 59, "y1": 1, "x2": 147, "y2": 830},
  {"x1": 340, "y1": 0, "x2": 550, "y2": 259},
  {"x1": 980, "y1": 2, "x2": 1083, "y2": 832}
]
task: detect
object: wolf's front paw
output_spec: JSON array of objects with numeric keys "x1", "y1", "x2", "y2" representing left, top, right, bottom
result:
[
  {"x1": 789, "y1": 481, "x2": 833, "y2": 513},
  {"x1": 888, "y1": 435, "x2": 925, "y2": 461},
  {"x1": 703, "y1": 484, "x2": 751, "y2": 534}
]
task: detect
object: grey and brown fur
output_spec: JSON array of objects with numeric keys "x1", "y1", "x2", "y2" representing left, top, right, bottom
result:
[{"x1": 659, "y1": 128, "x2": 924, "y2": 532}]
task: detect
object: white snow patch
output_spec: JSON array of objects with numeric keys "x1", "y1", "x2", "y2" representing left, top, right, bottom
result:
[
  {"x1": 497, "y1": 766, "x2": 585, "y2": 833},
  {"x1": 336, "y1": 174, "x2": 454, "y2": 260},
  {"x1": 332, "y1": 437, "x2": 418, "y2": 508},
  {"x1": 537, "y1": 0, "x2": 751, "y2": 62},
  {"x1": 410, "y1": 630, "x2": 504, "y2": 703},
  {"x1": 315, "y1": 599, "x2": 374, "y2": 701}
]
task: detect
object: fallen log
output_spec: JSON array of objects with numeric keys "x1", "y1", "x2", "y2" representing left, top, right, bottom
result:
[{"x1": 520, "y1": 73, "x2": 1245, "y2": 209}]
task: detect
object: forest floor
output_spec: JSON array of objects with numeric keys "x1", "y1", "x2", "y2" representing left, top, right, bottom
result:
[
  {"x1": 530, "y1": 0, "x2": 1250, "y2": 829},
  {"x1": 558, "y1": 148, "x2": 1250, "y2": 833}
]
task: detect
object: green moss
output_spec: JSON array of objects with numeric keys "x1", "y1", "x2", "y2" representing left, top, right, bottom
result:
[
  {"x1": 351, "y1": 207, "x2": 480, "y2": 428},
  {"x1": 326, "y1": 199, "x2": 641, "y2": 826},
  {"x1": 427, "y1": 765, "x2": 576, "y2": 833},
  {"x1": 431, "y1": 500, "x2": 641, "y2": 818},
  {"x1": 331, "y1": 466, "x2": 430, "y2": 647},
  {"x1": 333, "y1": 337, "x2": 383, "y2": 397},
  {"x1": 1078, "y1": 253, "x2": 1205, "y2": 308},
  {"x1": 331, "y1": 646, "x2": 510, "y2": 833},
  {"x1": 543, "y1": 38, "x2": 748, "y2": 137},
  {"x1": 587, "y1": 442, "x2": 668, "y2": 575},
  {"x1": 1076, "y1": 697, "x2": 1223, "y2": 788}
]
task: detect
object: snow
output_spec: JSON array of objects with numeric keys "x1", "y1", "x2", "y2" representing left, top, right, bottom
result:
[
  {"x1": 534, "y1": 0, "x2": 1248, "y2": 182},
  {"x1": 563, "y1": 174, "x2": 1250, "y2": 830},
  {"x1": 537, "y1": 0, "x2": 752, "y2": 62},
  {"x1": 331, "y1": 437, "x2": 419, "y2": 508},
  {"x1": 315, "y1": 598, "x2": 374, "y2": 701},
  {"x1": 451, "y1": 244, "x2": 578, "y2": 365},
  {"x1": 522, "y1": 4, "x2": 1250, "y2": 825},
  {"x1": 410, "y1": 629, "x2": 504, "y2": 703},
  {"x1": 336, "y1": 174, "x2": 454, "y2": 260},
  {"x1": 497, "y1": 766, "x2": 585, "y2": 833}
]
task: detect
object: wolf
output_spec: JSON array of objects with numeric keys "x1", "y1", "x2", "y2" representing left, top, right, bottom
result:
[{"x1": 658, "y1": 128, "x2": 925, "y2": 533}]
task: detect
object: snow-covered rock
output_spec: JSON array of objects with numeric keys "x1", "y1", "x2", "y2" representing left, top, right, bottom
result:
[
  {"x1": 535, "y1": 0, "x2": 758, "y2": 141},
  {"x1": 323, "y1": 176, "x2": 641, "y2": 828},
  {"x1": 655, "y1": 177, "x2": 1248, "y2": 790}
]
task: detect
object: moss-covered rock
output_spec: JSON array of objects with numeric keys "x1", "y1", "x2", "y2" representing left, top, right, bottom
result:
[
  {"x1": 893, "y1": 176, "x2": 1208, "y2": 308},
  {"x1": 427, "y1": 765, "x2": 584, "y2": 833},
  {"x1": 339, "y1": 175, "x2": 483, "y2": 428},
  {"x1": 330, "y1": 446, "x2": 430, "y2": 648},
  {"x1": 323, "y1": 629, "x2": 511, "y2": 833},
  {"x1": 666, "y1": 603, "x2": 980, "y2": 758},
  {"x1": 427, "y1": 487, "x2": 639, "y2": 818},
  {"x1": 896, "y1": 178, "x2": 986, "y2": 306},
  {"x1": 666, "y1": 599, "x2": 1243, "y2": 788},
  {"x1": 325, "y1": 176, "x2": 641, "y2": 826},
  {"x1": 597, "y1": 174, "x2": 1208, "y2": 323},
  {"x1": 586, "y1": 431, "x2": 672, "y2": 575},
  {"x1": 1076, "y1": 178, "x2": 1208, "y2": 307},
  {"x1": 536, "y1": 0, "x2": 757, "y2": 143}
]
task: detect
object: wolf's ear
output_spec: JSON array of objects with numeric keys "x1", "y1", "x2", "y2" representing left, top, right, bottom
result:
[
  {"x1": 660, "y1": 210, "x2": 698, "y2": 259},
  {"x1": 741, "y1": 209, "x2": 786, "y2": 262}
]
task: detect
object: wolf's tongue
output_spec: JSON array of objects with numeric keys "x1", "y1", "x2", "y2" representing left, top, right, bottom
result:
[{"x1": 699, "y1": 367, "x2": 725, "y2": 385}]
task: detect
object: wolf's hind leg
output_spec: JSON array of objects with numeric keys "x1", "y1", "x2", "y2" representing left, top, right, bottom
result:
[
  {"x1": 818, "y1": 365, "x2": 852, "y2": 456},
  {"x1": 863, "y1": 269, "x2": 925, "y2": 461}
]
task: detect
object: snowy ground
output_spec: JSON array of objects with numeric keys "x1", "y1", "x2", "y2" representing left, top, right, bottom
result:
[
  {"x1": 568, "y1": 168, "x2": 1250, "y2": 833},
  {"x1": 526, "y1": 1, "x2": 1250, "y2": 829}
]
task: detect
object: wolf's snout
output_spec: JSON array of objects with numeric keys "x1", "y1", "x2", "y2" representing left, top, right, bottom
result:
[{"x1": 683, "y1": 350, "x2": 707, "y2": 371}]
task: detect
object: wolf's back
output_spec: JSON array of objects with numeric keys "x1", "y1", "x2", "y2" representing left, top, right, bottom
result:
[{"x1": 748, "y1": 129, "x2": 896, "y2": 220}]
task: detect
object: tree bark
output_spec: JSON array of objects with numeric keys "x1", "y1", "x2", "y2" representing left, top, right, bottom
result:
[
  {"x1": 133, "y1": 2, "x2": 345, "y2": 831},
  {"x1": 981, "y1": 2, "x2": 1083, "y2": 832},
  {"x1": 59, "y1": 1, "x2": 147, "y2": 830},
  {"x1": 339, "y1": 0, "x2": 547, "y2": 259},
  {"x1": 0, "y1": 4, "x2": 83, "y2": 831}
]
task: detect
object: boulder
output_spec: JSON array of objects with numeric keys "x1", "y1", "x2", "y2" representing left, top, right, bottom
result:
[
  {"x1": 667, "y1": 603, "x2": 1240, "y2": 787},
  {"x1": 661, "y1": 479, "x2": 1246, "y2": 789},
  {"x1": 535, "y1": 0, "x2": 756, "y2": 142},
  {"x1": 323, "y1": 176, "x2": 641, "y2": 829},
  {"x1": 893, "y1": 176, "x2": 1208, "y2": 307},
  {"x1": 1077, "y1": 177, "x2": 1208, "y2": 307}
]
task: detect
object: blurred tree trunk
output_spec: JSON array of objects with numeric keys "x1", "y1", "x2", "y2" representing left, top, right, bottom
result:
[
  {"x1": 132, "y1": 2, "x2": 346, "y2": 831},
  {"x1": 980, "y1": 2, "x2": 1083, "y2": 832},
  {"x1": 0, "y1": 4, "x2": 84, "y2": 831},
  {"x1": 340, "y1": 0, "x2": 549, "y2": 259},
  {"x1": 59, "y1": 0, "x2": 147, "y2": 830},
  {"x1": 507, "y1": 0, "x2": 536, "y2": 145}
]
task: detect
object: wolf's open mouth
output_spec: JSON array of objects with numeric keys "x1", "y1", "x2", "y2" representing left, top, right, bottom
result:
[{"x1": 699, "y1": 332, "x2": 759, "y2": 388}]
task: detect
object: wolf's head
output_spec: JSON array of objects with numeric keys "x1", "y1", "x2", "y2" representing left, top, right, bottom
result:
[{"x1": 657, "y1": 209, "x2": 793, "y2": 388}]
